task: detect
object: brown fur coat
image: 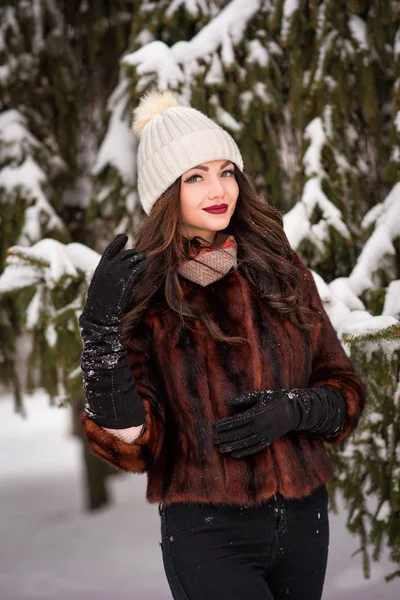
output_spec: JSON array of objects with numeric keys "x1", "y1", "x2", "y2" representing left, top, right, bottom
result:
[{"x1": 81, "y1": 252, "x2": 366, "y2": 506}]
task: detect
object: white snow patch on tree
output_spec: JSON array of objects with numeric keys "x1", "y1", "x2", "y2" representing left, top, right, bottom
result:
[
  {"x1": 349, "y1": 182, "x2": 400, "y2": 296},
  {"x1": 0, "y1": 109, "x2": 65, "y2": 245},
  {"x1": 166, "y1": 0, "x2": 212, "y2": 19},
  {"x1": 342, "y1": 315, "x2": 398, "y2": 337},
  {"x1": 383, "y1": 280, "x2": 400, "y2": 318},
  {"x1": 246, "y1": 39, "x2": 269, "y2": 67},
  {"x1": 349, "y1": 15, "x2": 369, "y2": 54},
  {"x1": 280, "y1": 0, "x2": 299, "y2": 42},
  {"x1": 329, "y1": 277, "x2": 366, "y2": 312},
  {"x1": 92, "y1": 76, "x2": 137, "y2": 186},
  {"x1": 209, "y1": 96, "x2": 243, "y2": 132},
  {"x1": 284, "y1": 117, "x2": 350, "y2": 248},
  {"x1": 0, "y1": 239, "x2": 100, "y2": 293},
  {"x1": 123, "y1": 0, "x2": 261, "y2": 89},
  {"x1": 204, "y1": 52, "x2": 224, "y2": 85},
  {"x1": 123, "y1": 41, "x2": 185, "y2": 92}
]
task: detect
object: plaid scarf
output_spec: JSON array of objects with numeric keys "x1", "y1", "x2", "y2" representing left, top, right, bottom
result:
[{"x1": 178, "y1": 232, "x2": 237, "y2": 287}]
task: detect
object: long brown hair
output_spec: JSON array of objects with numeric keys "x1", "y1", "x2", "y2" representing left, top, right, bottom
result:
[{"x1": 120, "y1": 167, "x2": 314, "y2": 345}]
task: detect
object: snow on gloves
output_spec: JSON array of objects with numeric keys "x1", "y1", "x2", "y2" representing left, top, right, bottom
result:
[{"x1": 212, "y1": 386, "x2": 346, "y2": 458}]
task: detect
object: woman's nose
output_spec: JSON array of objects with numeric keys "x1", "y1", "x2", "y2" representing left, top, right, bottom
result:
[{"x1": 207, "y1": 176, "x2": 225, "y2": 199}]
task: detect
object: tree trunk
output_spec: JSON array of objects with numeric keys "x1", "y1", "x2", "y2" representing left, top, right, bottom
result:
[{"x1": 71, "y1": 393, "x2": 118, "y2": 511}]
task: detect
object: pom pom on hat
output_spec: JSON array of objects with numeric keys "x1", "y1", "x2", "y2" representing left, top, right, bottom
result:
[{"x1": 132, "y1": 90, "x2": 179, "y2": 135}]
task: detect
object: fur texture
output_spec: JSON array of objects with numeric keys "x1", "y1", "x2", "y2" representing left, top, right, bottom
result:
[
  {"x1": 131, "y1": 90, "x2": 179, "y2": 135},
  {"x1": 81, "y1": 252, "x2": 366, "y2": 507}
]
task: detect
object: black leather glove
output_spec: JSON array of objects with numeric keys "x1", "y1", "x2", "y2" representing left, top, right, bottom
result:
[
  {"x1": 79, "y1": 234, "x2": 147, "y2": 429},
  {"x1": 212, "y1": 386, "x2": 346, "y2": 458}
]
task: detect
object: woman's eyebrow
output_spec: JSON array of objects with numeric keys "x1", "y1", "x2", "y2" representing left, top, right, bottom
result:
[{"x1": 190, "y1": 160, "x2": 233, "y2": 172}]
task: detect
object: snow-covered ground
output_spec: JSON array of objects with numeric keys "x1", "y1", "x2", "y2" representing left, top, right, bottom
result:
[{"x1": 1, "y1": 391, "x2": 399, "y2": 600}]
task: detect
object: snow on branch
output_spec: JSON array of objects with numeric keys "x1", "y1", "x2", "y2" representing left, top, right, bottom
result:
[
  {"x1": 165, "y1": 0, "x2": 218, "y2": 19},
  {"x1": 122, "y1": 0, "x2": 261, "y2": 91},
  {"x1": 0, "y1": 239, "x2": 99, "y2": 293},
  {"x1": 349, "y1": 182, "x2": 400, "y2": 297},
  {"x1": 383, "y1": 280, "x2": 400, "y2": 319},
  {"x1": 348, "y1": 14, "x2": 369, "y2": 55},
  {"x1": 284, "y1": 116, "x2": 350, "y2": 250},
  {"x1": 92, "y1": 75, "x2": 137, "y2": 186},
  {"x1": 0, "y1": 109, "x2": 65, "y2": 244},
  {"x1": 280, "y1": 0, "x2": 299, "y2": 43},
  {"x1": 123, "y1": 41, "x2": 185, "y2": 92},
  {"x1": 0, "y1": 238, "x2": 100, "y2": 353},
  {"x1": 309, "y1": 268, "x2": 398, "y2": 346}
]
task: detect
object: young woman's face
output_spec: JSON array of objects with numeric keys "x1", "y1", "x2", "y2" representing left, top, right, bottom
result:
[{"x1": 179, "y1": 159, "x2": 239, "y2": 243}]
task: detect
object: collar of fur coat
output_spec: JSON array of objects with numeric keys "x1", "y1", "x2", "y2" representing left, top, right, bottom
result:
[{"x1": 177, "y1": 232, "x2": 237, "y2": 287}]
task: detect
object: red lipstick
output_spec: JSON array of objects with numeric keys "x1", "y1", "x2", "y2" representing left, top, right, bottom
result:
[{"x1": 203, "y1": 204, "x2": 228, "y2": 214}]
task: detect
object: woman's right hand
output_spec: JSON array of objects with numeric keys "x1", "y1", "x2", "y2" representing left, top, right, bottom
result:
[
  {"x1": 79, "y1": 233, "x2": 147, "y2": 328},
  {"x1": 78, "y1": 234, "x2": 147, "y2": 429}
]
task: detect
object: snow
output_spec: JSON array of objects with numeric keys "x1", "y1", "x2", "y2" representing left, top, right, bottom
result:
[
  {"x1": 284, "y1": 117, "x2": 350, "y2": 249},
  {"x1": 350, "y1": 182, "x2": 400, "y2": 296},
  {"x1": 303, "y1": 117, "x2": 327, "y2": 178},
  {"x1": 209, "y1": 95, "x2": 243, "y2": 132},
  {"x1": 239, "y1": 90, "x2": 253, "y2": 113},
  {"x1": 0, "y1": 239, "x2": 100, "y2": 293},
  {"x1": 92, "y1": 75, "x2": 137, "y2": 186},
  {"x1": 246, "y1": 39, "x2": 270, "y2": 67},
  {"x1": 254, "y1": 81, "x2": 271, "y2": 104},
  {"x1": 204, "y1": 53, "x2": 224, "y2": 85},
  {"x1": 0, "y1": 109, "x2": 38, "y2": 161},
  {"x1": 304, "y1": 271, "x2": 399, "y2": 344},
  {"x1": 281, "y1": 0, "x2": 299, "y2": 42},
  {"x1": 0, "y1": 390, "x2": 399, "y2": 600},
  {"x1": 282, "y1": 113, "x2": 399, "y2": 328},
  {"x1": 349, "y1": 15, "x2": 369, "y2": 53},
  {"x1": 0, "y1": 157, "x2": 64, "y2": 243},
  {"x1": 172, "y1": 0, "x2": 260, "y2": 64},
  {"x1": 63, "y1": 243, "x2": 100, "y2": 275},
  {"x1": 0, "y1": 6, "x2": 19, "y2": 54},
  {"x1": 32, "y1": 0, "x2": 44, "y2": 54},
  {"x1": 342, "y1": 315, "x2": 398, "y2": 337},
  {"x1": 26, "y1": 290, "x2": 42, "y2": 330},
  {"x1": 313, "y1": 30, "x2": 337, "y2": 87},
  {"x1": 122, "y1": 0, "x2": 261, "y2": 90},
  {"x1": 383, "y1": 280, "x2": 400, "y2": 318},
  {"x1": 123, "y1": 41, "x2": 185, "y2": 91},
  {"x1": 0, "y1": 265, "x2": 41, "y2": 294},
  {"x1": 284, "y1": 177, "x2": 349, "y2": 249},
  {"x1": 0, "y1": 109, "x2": 65, "y2": 244},
  {"x1": 328, "y1": 278, "x2": 365, "y2": 312},
  {"x1": 395, "y1": 27, "x2": 400, "y2": 57},
  {"x1": 316, "y1": 2, "x2": 327, "y2": 41},
  {"x1": 166, "y1": 0, "x2": 211, "y2": 19},
  {"x1": 45, "y1": 322, "x2": 57, "y2": 348}
]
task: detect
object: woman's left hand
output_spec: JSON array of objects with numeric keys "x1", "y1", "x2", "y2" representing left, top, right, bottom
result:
[{"x1": 212, "y1": 389, "x2": 298, "y2": 458}]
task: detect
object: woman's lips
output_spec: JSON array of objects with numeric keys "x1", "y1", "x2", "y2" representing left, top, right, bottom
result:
[{"x1": 203, "y1": 204, "x2": 228, "y2": 214}]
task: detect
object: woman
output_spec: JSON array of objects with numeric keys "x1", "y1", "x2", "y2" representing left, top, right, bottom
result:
[{"x1": 79, "y1": 91, "x2": 366, "y2": 600}]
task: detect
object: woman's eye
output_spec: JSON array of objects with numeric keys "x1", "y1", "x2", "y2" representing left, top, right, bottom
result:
[
  {"x1": 222, "y1": 170, "x2": 235, "y2": 177},
  {"x1": 184, "y1": 174, "x2": 202, "y2": 183}
]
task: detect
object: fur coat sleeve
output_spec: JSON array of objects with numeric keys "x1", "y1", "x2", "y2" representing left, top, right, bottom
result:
[
  {"x1": 80, "y1": 316, "x2": 165, "y2": 473},
  {"x1": 293, "y1": 252, "x2": 366, "y2": 445}
]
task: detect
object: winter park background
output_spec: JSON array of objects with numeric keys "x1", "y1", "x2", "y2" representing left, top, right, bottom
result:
[{"x1": 0, "y1": 1, "x2": 400, "y2": 599}]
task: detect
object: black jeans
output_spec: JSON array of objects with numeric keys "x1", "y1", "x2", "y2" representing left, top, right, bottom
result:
[{"x1": 158, "y1": 485, "x2": 329, "y2": 600}]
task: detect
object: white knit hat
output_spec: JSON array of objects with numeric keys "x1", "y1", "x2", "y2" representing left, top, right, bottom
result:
[{"x1": 132, "y1": 91, "x2": 244, "y2": 215}]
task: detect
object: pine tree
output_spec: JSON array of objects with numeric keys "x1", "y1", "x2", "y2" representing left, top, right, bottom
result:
[
  {"x1": 0, "y1": 0, "x2": 136, "y2": 508},
  {"x1": 90, "y1": 0, "x2": 225, "y2": 235},
  {"x1": 1, "y1": 0, "x2": 400, "y2": 577},
  {"x1": 0, "y1": 0, "x2": 135, "y2": 404}
]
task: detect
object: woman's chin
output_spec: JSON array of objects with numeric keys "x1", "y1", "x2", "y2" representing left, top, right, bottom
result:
[{"x1": 201, "y1": 214, "x2": 231, "y2": 230}]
